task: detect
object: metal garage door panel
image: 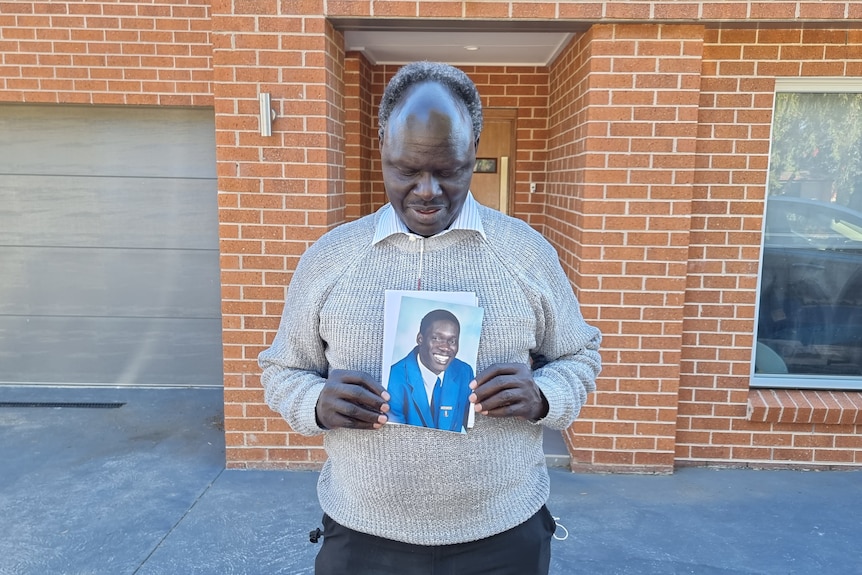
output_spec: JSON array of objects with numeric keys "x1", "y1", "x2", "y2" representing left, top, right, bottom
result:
[
  {"x1": 0, "y1": 176, "x2": 217, "y2": 249},
  {"x1": 0, "y1": 247, "x2": 219, "y2": 318},
  {"x1": 0, "y1": 104, "x2": 221, "y2": 387},
  {"x1": 0, "y1": 316, "x2": 223, "y2": 386},
  {"x1": 0, "y1": 105, "x2": 215, "y2": 179}
]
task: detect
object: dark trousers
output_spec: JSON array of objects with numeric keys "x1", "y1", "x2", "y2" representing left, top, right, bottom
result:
[{"x1": 314, "y1": 505, "x2": 555, "y2": 575}]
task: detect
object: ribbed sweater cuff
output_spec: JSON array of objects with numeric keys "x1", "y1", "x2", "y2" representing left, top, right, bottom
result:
[
  {"x1": 532, "y1": 376, "x2": 566, "y2": 429},
  {"x1": 295, "y1": 381, "x2": 327, "y2": 436}
]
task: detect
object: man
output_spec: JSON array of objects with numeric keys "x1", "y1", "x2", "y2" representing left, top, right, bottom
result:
[
  {"x1": 258, "y1": 61, "x2": 601, "y2": 575},
  {"x1": 387, "y1": 309, "x2": 474, "y2": 432}
]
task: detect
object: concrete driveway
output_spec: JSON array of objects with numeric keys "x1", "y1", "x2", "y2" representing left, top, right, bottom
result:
[{"x1": 1, "y1": 385, "x2": 860, "y2": 574}]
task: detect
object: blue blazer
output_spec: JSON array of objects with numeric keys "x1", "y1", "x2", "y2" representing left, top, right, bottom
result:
[{"x1": 387, "y1": 347, "x2": 474, "y2": 432}]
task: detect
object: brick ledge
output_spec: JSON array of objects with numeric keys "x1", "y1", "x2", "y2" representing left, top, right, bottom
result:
[{"x1": 747, "y1": 389, "x2": 862, "y2": 425}]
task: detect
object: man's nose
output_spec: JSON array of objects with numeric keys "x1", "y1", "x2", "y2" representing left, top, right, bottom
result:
[{"x1": 414, "y1": 172, "x2": 441, "y2": 200}]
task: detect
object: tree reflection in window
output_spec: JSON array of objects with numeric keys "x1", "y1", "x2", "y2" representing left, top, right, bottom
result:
[{"x1": 757, "y1": 92, "x2": 862, "y2": 384}]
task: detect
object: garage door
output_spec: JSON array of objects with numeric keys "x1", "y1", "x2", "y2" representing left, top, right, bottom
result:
[{"x1": 0, "y1": 104, "x2": 222, "y2": 387}]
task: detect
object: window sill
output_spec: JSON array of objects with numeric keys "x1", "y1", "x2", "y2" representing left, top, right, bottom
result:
[{"x1": 747, "y1": 389, "x2": 862, "y2": 425}]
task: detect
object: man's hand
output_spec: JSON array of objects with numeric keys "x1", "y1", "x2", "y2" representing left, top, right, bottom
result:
[
  {"x1": 469, "y1": 363, "x2": 549, "y2": 422},
  {"x1": 315, "y1": 369, "x2": 390, "y2": 430}
]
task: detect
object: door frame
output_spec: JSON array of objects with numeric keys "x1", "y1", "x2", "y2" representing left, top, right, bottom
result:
[{"x1": 479, "y1": 108, "x2": 517, "y2": 214}]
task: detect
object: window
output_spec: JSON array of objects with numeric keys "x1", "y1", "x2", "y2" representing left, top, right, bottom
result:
[{"x1": 754, "y1": 81, "x2": 862, "y2": 390}]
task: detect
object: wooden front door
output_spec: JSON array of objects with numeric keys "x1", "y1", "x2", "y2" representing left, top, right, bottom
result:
[{"x1": 470, "y1": 108, "x2": 516, "y2": 215}]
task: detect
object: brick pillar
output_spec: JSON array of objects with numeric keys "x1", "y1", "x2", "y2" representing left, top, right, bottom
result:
[
  {"x1": 549, "y1": 24, "x2": 705, "y2": 473},
  {"x1": 343, "y1": 52, "x2": 376, "y2": 221},
  {"x1": 213, "y1": 1, "x2": 344, "y2": 469}
]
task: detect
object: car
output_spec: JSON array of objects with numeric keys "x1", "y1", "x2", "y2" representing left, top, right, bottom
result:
[{"x1": 757, "y1": 196, "x2": 862, "y2": 377}]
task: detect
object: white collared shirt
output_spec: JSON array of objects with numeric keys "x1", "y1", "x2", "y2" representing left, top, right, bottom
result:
[
  {"x1": 371, "y1": 191, "x2": 486, "y2": 245},
  {"x1": 416, "y1": 360, "x2": 443, "y2": 407}
]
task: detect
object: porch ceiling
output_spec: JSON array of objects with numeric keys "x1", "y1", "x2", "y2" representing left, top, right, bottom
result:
[{"x1": 338, "y1": 20, "x2": 583, "y2": 66}]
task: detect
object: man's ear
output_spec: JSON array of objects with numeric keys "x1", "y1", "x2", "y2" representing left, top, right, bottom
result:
[
  {"x1": 474, "y1": 135, "x2": 480, "y2": 150},
  {"x1": 416, "y1": 333, "x2": 423, "y2": 346}
]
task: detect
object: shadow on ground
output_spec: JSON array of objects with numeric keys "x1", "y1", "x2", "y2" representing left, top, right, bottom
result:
[{"x1": 1, "y1": 386, "x2": 860, "y2": 575}]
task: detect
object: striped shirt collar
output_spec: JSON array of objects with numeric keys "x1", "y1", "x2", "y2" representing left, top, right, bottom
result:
[{"x1": 371, "y1": 192, "x2": 486, "y2": 244}]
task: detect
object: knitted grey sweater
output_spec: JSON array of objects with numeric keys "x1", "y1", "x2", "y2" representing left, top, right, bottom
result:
[{"x1": 259, "y1": 204, "x2": 601, "y2": 546}]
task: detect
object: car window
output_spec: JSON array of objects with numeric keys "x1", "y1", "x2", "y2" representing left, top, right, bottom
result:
[
  {"x1": 765, "y1": 197, "x2": 862, "y2": 249},
  {"x1": 833, "y1": 217, "x2": 862, "y2": 242}
]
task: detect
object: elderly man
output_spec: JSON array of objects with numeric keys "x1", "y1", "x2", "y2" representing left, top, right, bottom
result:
[{"x1": 259, "y1": 61, "x2": 601, "y2": 575}]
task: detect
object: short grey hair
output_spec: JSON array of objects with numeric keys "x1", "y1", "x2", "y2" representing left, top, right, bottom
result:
[{"x1": 378, "y1": 61, "x2": 483, "y2": 141}]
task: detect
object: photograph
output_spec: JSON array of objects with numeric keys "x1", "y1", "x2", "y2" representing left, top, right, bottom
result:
[{"x1": 382, "y1": 291, "x2": 483, "y2": 433}]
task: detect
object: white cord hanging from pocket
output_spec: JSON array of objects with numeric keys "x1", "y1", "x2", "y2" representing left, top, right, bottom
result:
[{"x1": 552, "y1": 516, "x2": 569, "y2": 541}]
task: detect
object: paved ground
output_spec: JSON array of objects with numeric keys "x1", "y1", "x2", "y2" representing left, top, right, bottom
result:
[{"x1": 1, "y1": 385, "x2": 861, "y2": 575}]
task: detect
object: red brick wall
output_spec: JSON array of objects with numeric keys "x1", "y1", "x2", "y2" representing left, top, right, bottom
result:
[
  {"x1": 3, "y1": 0, "x2": 861, "y2": 471},
  {"x1": 547, "y1": 24, "x2": 705, "y2": 473},
  {"x1": 0, "y1": 0, "x2": 212, "y2": 105},
  {"x1": 677, "y1": 27, "x2": 862, "y2": 468},
  {"x1": 344, "y1": 52, "x2": 375, "y2": 220},
  {"x1": 322, "y1": 1, "x2": 859, "y2": 21},
  {"x1": 212, "y1": 3, "x2": 346, "y2": 469}
]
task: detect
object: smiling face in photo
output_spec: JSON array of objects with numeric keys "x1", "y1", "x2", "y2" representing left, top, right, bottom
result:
[{"x1": 417, "y1": 319, "x2": 460, "y2": 375}]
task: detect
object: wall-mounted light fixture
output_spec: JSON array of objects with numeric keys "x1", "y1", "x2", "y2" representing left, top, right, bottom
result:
[{"x1": 259, "y1": 92, "x2": 277, "y2": 137}]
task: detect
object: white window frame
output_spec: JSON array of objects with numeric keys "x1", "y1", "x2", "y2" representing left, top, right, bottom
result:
[{"x1": 751, "y1": 78, "x2": 862, "y2": 390}]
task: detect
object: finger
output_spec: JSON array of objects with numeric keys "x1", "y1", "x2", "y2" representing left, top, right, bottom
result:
[
  {"x1": 470, "y1": 372, "x2": 524, "y2": 404},
  {"x1": 328, "y1": 376, "x2": 389, "y2": 412},
  {"x1": 325, "y1": 414, "x2": 386, "y2": 430},
  {"x1": 329, "y1": 385, "x2": 390, "y2": 417},
  {"x1": 333, "y1": 383, "x2": 388, "y2": 411},
  {"x1": 474, "y1": 391, "x2": 538, "y2": 419},
  {"x1": 473, "y1": 376, "x2": 542, "y2": 419},
  {"x1": 318, "y1": 373, "x2": 390, "y2": 430},
  {"x1": 472, "y1": 385, "x2": 523, "y2": 413},
  {"x1": 473, "y1": 363, "x2": 520, "y2": 386},
  {"x1": 331, "y1": 369, "x2": 389, "y2": 400},
  {"x1": 326, "y1": 397, "x2": 389, "y2": 429},
  {"x1": 477, "y1": 404, "x2": 527, "y2": 419}
]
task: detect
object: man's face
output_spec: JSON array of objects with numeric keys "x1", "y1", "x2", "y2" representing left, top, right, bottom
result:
[
  {"x1": 380, "y1": 83, "x2": 477, "y2": 237},
  {"x1": 417, "y1": 320, "x2": 460, "y2": 375}
]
